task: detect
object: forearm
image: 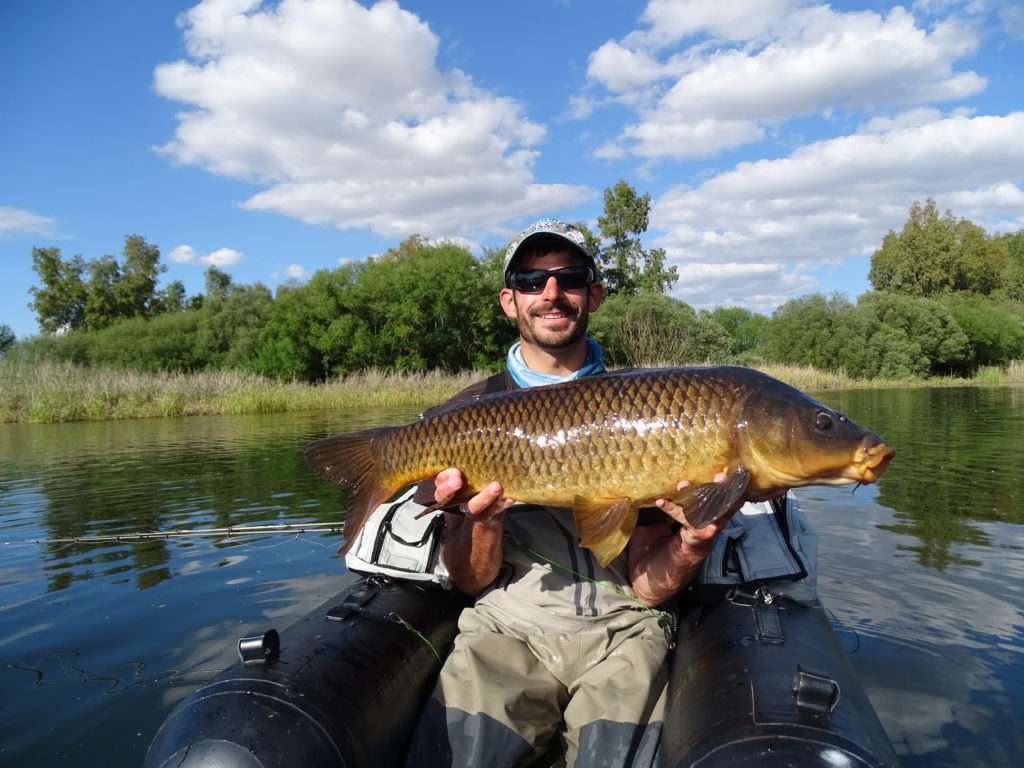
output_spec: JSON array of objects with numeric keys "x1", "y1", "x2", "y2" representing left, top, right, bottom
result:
[
  {"x1": 629, "y1": 526, "x2": 712, "y2": 607},
  {"x1": 441, "y1": 510, "x2": 506, "y2": 596}
]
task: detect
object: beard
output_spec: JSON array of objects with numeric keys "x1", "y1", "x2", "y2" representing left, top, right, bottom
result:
[{"x1": 514, "y1": 296, "x2": 591, "y2": 351}]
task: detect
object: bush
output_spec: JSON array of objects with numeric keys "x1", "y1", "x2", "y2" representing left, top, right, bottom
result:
[{"x1": 589, "y1": 293, "x2": 731, "y2": 366}]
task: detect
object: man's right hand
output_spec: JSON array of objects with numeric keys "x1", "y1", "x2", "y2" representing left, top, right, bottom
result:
[
  {"x1": 434, "y1": 468, "x2": 512, "y2": 595},
  {"x1": 434, "y1": 467, "x2": 514, "y2": 526}
]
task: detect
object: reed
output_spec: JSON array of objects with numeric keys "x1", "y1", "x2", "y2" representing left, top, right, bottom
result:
[{"x1": 1, "y1": 358, "x2": 1021, "y2": 424}]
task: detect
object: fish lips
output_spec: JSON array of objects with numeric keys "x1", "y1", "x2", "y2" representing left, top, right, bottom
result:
[{"x1": 849, "y1": 440, "x2": 895, "y2": 482}]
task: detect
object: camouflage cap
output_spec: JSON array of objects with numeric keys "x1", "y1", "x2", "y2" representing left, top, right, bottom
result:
[{"x1": 503, "y1": 218, "x2": 596, "y2": 283}]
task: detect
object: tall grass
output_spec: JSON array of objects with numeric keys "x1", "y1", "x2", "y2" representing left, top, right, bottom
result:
[
  {"x1": 0, "y1": 359, "x2": 481, "y2": 423},
  {"x1": 1, "y1": 357, "x2": 1021, "y2": 424}
]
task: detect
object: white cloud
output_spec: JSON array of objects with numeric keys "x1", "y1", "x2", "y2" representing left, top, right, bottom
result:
[
  {"x1": 674, "y1": 262, "x2": 818, "y2": 310},
  {"x1": 630, "y1": 0, "x2": 796, "y2": 48},
  {"x1": 154, "y1": 0, "x2": 590, "y2": 238},
  {"x1": 587, "y1": 2, "x2": 985, "y2": 159},
  {"x1": 0, "y1": 206, "x2": 55, "y2": 236},
  {"x1": 169, "y1": 243, "x2": 244, "y2": 267},
  {"x1": 651, "y1": 112, "x2": 1024, "y2": 307},
  {"x1": 285, "y1": 263, "x2": 306, "y2": 280}
]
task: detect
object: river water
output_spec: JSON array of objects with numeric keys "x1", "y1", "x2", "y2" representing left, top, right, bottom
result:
[{"x1": 1, "y1": 388, "x2": 1022, "y2": 766}]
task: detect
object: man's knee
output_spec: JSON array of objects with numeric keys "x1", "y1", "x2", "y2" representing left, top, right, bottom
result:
[
  {"x1": 572, "y1": 719, "x2": 662, "y2": 768},
  {"x1": 406, "y1": 697, "x2": 533, "y2": 768}
]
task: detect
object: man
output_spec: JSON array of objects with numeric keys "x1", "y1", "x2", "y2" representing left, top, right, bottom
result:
[{"x1": 406, "y1": 219, "x2": 735, "y2": 768}]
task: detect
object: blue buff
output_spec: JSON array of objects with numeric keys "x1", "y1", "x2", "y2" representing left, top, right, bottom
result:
[{"x1": 506, "y1": 338, "x2": 606, "y2": 389}]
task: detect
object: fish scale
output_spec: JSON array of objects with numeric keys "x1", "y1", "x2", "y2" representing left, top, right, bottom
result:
[{"x1": 306, "y1": 366, "x2": 894, "y2": 566}]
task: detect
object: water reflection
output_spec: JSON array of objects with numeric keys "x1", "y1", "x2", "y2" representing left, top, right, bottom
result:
[
  {"x1": 815, "y1": 387, "x2": 1024, "y2": 571},
  {"x1": 1, "y1": 391, "x2": 1023, "y2": 767}
]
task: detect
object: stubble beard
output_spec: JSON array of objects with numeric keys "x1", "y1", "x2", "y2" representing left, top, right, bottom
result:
[{"x1": 515, "y1": 297, "x2": 591, "y2": 351}]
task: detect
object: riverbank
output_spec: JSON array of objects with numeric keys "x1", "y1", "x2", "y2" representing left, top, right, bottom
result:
[{"x1": 1, "y1": 358, "x2": 1021, "y2": 423}]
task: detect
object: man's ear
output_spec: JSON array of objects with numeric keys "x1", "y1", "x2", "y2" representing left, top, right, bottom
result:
[
  {"x1": 588, "y1": 282, "x2": 606, "y2": 312},
  {"x1": 499, "y1": 287, "x2": 518, "y2": 320}
]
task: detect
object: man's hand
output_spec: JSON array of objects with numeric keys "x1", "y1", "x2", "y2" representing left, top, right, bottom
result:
[
  {"x1": 434, "y1": 468, "x2": 513, "y2": 596},
  {"x1": 433, "y1": 467, "x2": 514, "y2": 525},
  {"x1": 653, "y1": 473, "x2": 742, "y2": 551},
  {"x1": 629, "y1": 472, "x2": 745, "y2": 606}
]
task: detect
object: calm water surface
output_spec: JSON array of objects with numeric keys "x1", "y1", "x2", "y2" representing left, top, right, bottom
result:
[{"x1": 1, "y1": 388, "x2": 1022, "y2": 766}]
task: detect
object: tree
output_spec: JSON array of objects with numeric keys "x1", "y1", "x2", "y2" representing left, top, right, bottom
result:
[
  {"x1": 707, "y1": 307, "x2": 769, "y2": 358},
  {"x1": 0, "y1": 324, "x2": 14, "y2": 356},
  {"x1": 195, "y1": 283, "x2": 274, "y2": 369},
  {"x1": 117, "y1": 235, "x2": 165, "y2": 318},
  {"x1": 869, "y1": 200, "x2": 1008, "y2": 297},
  {"x1": 582, "y1": 181, "x2": 678, "y2": 295},
  {"x1": 204, "y1": 266, "x2": 232, "y2": 302},
  {"x1": 589, "y1": 293, "x2": 730, "y2": 366},
  {"x1": 939, "y1": 294, "x2": 1024, "y2": 369},
  {"x1": 161, "y1": 281, "x2": 188, "y2": 313},
  {"x1": 760, "y1": 294, "x2": 866, "y2": 372},
  {"x1": 84, "y1": 255, "x2": 121, "y2": 330},
  {"x1": 856, "y1": 292, "x2": 970, "y2": 377},
  {"x1": 29, "y1": 247, "x2": 87, "y2": 333}
]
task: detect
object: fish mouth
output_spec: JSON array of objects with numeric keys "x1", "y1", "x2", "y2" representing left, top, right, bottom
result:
[{"x1": 848, "y1": 440, "x2": 895, "y2": 482}]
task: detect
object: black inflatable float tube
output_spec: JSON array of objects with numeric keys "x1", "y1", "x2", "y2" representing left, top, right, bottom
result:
[
  {"x1": 661, "y1": 588, "x2": 899, "y2": 767},
  {"x1": 144, "y1": 575, "x2": 469, "y2": 768}
]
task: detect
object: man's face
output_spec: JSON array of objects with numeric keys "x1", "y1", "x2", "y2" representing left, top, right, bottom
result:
[{"x1": 499, "y1": 249, "x2": 605, "y2": 350}]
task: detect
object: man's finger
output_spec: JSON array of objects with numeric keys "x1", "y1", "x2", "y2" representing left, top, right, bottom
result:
[
  {"x1": 433, "y1": 467, "x2": 464, "y2": 505},
  {"x1": 465, "y1": 482, "x2": 503, "y2": 516}
]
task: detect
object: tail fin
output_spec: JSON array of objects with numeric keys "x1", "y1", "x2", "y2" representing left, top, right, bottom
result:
[{"x1": 305, "y1": 427, "x2": 399, "y2": 554}]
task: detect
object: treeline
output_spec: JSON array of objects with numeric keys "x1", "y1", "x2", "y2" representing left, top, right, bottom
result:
[{"x1": 7, "y1": 190, "x2": 1024, "y2": 381}]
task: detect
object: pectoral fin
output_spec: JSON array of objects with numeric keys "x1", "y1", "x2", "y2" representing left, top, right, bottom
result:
[
  {"x1": 573, "y1": 496, "x2": 638, "y2": 567},
  {"x1": 673, "y1": 468, "x2": 751, "y2": 529}
]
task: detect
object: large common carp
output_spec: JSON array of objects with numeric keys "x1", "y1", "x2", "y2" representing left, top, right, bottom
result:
[{"x1": 306, "y1": 366, "x2": 894, "y2": 566}]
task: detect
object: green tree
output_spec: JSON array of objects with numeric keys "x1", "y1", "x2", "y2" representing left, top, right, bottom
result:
[
  {"x1": 589, "y1": 293, "x2": 730, "y2": 366},
  {"x1": 333, "y1": 238, "x2": 511, "y2": 372},
  {"x1": 583, "y1": 180, "x2": 678, "y2": 295},
  {"x1": 29, "y1": 247, "x2": 87, "y2": 332},
  {"x1": 997, "y1": 232, "x2": 1024, "y2": 302},
  {"x1": 204, "y1": 266, "x2": 232, "y2": 302},
  {"x1": 869, "y1": 200, "x2": 1008, "y2": 296},
  {"x1": 856, "y1": 292, "x2": 971, "y2": 376},
  {"x1": 116, "y1": 235, "x2": 165, "y2": 318},
  {"x1": 707, "y1": 307, "x2": 769, "y2": 358},
  {"x1": 195, "y1": 283, "x2": 274, "y2": 369},
  {"x1": 255, "y1": 266, "x2": 358, "y2": 380},
  {"x1": 0, "y1": 324, "x2": 14, "y2": 356},
  {"x1": 760, "y1": 294, "x2": 866, "y2": 372},
  {"x1": 84, "y1": 255, "x2": 121, "y2": 331},
  {"x1": 161, "y1": 281, "x2": 188, "y2": 313},
  {"x1": 939, "y1": 293, "x2": 1024, "y2": 369}
]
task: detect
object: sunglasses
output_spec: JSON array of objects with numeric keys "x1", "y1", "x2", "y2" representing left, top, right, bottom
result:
[{"x1": 508, "y1": 265, "x2": 595, "y2": 293}]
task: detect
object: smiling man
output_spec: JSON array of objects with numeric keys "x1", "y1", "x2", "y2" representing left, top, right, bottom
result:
[{"x1": 405, "y1": 218, "x2": 732, "y2": 768}]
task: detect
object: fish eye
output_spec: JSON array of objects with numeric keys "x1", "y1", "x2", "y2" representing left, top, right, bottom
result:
[{"x1": 815, "y1": 412, "x2": 834, "y2": 431}]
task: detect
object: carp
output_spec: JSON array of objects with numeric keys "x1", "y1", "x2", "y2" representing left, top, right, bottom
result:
[{"x1": 305, "y1": 366, "x2": 894, "y2": 566}]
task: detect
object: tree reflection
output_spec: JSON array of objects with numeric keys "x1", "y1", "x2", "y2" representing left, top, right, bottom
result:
[{"x1": 818, "y1": 386, "x2": 1023, "y2": 571}]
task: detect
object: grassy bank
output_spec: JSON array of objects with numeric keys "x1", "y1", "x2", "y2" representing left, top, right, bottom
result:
[{"x1": 1, "y1": 358, "x2": 1022, "y2": 424}]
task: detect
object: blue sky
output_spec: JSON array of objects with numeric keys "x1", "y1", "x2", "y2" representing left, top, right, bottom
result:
[{"x1": 2, "y1": 0, "x2": 1022, "y2": 339}]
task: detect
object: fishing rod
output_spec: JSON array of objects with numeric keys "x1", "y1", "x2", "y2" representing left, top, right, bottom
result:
[{"x1": 2, "y1": 521, "x2": 344, "y2": 547}]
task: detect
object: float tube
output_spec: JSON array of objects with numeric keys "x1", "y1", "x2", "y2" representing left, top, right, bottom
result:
[{"x1": 145, "y1": 576, "x2": 899, "y2": 767}]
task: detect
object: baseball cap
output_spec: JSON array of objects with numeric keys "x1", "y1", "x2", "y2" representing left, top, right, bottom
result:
[{"x1": 503, "y1": 218, "x2": 596, "y2": 284}]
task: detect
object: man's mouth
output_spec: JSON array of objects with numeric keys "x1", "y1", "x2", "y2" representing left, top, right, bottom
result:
[{"x1": 533, "y1": 305, "x2": 576, "y2": 322}]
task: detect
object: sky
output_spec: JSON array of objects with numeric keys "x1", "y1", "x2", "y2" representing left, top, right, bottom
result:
[{"x1": 2, "y1": 0, "x2": 1023, "y2": 339}]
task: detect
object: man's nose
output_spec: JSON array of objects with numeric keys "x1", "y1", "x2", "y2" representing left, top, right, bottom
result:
[{"x1": 540, "y1": 275, "x2": 563, "y2": 299}]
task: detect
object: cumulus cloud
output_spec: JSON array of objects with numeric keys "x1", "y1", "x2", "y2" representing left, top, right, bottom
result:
[
  {"x1": 651, "y1": 112, "x2": 1024, "y2": 308},
  {"x1": 587, "y1": 2, "x2": 985, "y2": 159},
  {"x1": 169, "y1": 244, "x2": 244, "y2": 267},
  {"x1": 154, "y1": 0, "x2": 589, "y2": 238},
  {"x1": 0, "y1": 206, "x2": 55, "y2": 236},
  {"x1": 285, "y1": 263, "x2": 306, "y2": 280}
]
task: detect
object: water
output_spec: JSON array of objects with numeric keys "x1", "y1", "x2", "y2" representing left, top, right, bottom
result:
[{"x1": 1, "y1": 389, "x2": 1023, "y2": 766}]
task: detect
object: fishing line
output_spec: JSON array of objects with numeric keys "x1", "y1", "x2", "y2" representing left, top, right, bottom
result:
[{"x1": 1, "y1": 521, "x2": 344, "y2": 547}]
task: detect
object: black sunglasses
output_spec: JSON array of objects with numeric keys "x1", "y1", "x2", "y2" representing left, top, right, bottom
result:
[{"x1": 508, "y1": 265, "x2": 595, "y2": 293}]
